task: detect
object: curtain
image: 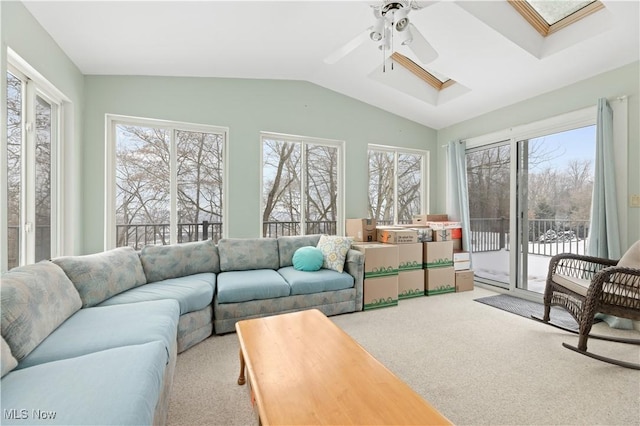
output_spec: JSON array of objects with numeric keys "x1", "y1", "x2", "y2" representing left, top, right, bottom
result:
[
  {"x1": 589, "y1": 98, "x2": 630, "y2": 329},
  {"x1": 588, "y1": 98, "x2": 621, "y2": 259},
  {"x1": 447, "y1": 141, "x2": 471, "y2": 261}
]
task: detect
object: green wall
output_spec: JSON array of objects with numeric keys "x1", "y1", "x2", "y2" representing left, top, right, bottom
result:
[
  {"x1": 82, "y1": 76, "x2": 438, "y2": 253},
  {"x1": 437, "y1": 61, "x2": 640, "y2": 251}
]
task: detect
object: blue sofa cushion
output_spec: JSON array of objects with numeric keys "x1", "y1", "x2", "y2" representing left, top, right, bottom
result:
[
  {"x1": 140, "y1": 240, "x2": 220, "y2": 282},
  {"x1": 98, "y1": 273, "x2": 215, "y2": 315},
  {"x1": 218, "y1": 238, "x2": 279, "y2": 271},
  {"x1": 17, "y1": 299, "x2": 179, "y2": 370},
  {"x1": 217, "y1": 269, "x2": 290, "y2": 304},
  {"x1": 1, "y1": 261, "x2": 82, "y2": 361},
  {"x1": 278, "y1": 266, "x2": 355, "y2": 295},
  {"x1": 277, "y1": 234, "x2": 322, "y2": 268},
  {"x1": 1, "y1": 341, "x2": 166, "y2": 426},
  {"x1": 53, "y1": 247, "x2": 147, "y2": 308}
]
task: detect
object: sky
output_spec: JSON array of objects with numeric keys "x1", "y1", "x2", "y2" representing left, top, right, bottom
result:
[{"x1": 528, "y1": 125, "x2": 596, "y2": 172}]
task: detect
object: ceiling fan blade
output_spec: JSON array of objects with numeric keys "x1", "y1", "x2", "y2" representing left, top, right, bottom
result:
[
  {"x1": 405, "y1": 23, "x2": 438, "y2": 65},
  {"x1": 324, "y1": 27, "x2": 372, "y2": 64}
]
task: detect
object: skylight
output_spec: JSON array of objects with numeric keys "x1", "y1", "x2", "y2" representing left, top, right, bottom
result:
[
  {"x1": 390, "y1": 53, "x2": 455, "y2": 91},
  {"x1": 527, "y1": 0, "x2": 594, "y2": 25},
  {"x1": 508, "y1": 0, "x2": 604, "y2": 36}
]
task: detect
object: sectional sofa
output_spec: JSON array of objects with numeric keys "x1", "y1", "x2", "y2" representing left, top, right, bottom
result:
[{"x1": 0, "y1": 234, "x2": 364, "y2": 425}]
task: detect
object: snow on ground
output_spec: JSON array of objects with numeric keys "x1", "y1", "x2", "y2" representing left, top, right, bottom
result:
[{"x1": 471, "y1": 241, "x2": 587, "y2": 294}]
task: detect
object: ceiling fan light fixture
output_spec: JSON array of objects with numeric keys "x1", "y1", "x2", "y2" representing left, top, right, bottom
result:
[
  {"x1": 396, "y1": 17, "x2": 409, "y2": 31},
  {"x1": 370, "y1": 18, "x2": 385, "y2": 41}
]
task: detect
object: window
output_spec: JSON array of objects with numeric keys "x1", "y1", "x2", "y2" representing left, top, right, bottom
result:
[
  {"x1": 261, "y1": 133, "x2": 343, "y2": 237},
  {"x1": 509, "y1": 0, "x2": 604, "y2": 36},
  {"x1": 4, "y1": 60, "x2": 64, "y2": 270},
  {"x1": 368, "y1": 145, "x2": 428, "y2": 225},
  {"x1": 106, "y1": 116, "x2": 227, "y2": 249}
]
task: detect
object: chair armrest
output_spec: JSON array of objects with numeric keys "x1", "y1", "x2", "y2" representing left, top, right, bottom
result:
[
  {"x1": 344, "y1": 249, "x2": 365, "y2": 311},
  {"x1": 548, "y1": 253, "x2": 618, "y2": 282}
]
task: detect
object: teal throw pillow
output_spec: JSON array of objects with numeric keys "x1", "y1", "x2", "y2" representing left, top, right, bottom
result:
[{"x1": 292, "y1": 246, "x2": 324, "y2": 272}]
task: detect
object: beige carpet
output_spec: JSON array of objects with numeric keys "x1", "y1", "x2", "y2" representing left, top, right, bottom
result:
[{"x1": 167, "y1": 287, "x2": 640, "y2": 425}]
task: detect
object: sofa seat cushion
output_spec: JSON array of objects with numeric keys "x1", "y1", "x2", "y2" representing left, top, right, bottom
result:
[
  {"x1": 1, "y1": 341, "x2": 167, "y2": 426},
  {"x1": 1, "y1": 261, "x2": 82, "y2": 361},
  {"x1": 217, "y1": 269, "x2": 290, "y2": 304},
  {"x1": 278, "y1": 266, "x2": 355, "y2": 296},
  {"x1": 140, "y1": 240, "x2": 220, "y2": 282},
  {"x1": 52, "y1": 247, "x2": 147, "y2": 308},
  {"x1": 98, "y1": 273, "x2": 215, "y2": 315},
  {"x1": 17, "y1": 299, "x2": 179, "y2": 370}
]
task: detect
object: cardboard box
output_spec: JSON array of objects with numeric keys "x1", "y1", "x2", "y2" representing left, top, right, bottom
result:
[
  {"x1": 377, "y1": 228, "x2": 418, "y2": 244},
  {"x1": 423, "y1": 241, "x2": 453, "y2": 268},
  {"x1": 433, "y1": 229, "x2": 452, "y2": 241},
  {"x1": 346, "y1": 218, "x2": 377, "y2": 242},
  {"x1": 453, "y1": 251, "x2": 470, "y2": 262},
  {"x1": 398, "y1": 243, "x2": 423, "y2": 271},
  {"x1": 425, "y1": 267, "x2": 455, "y2": 296},
  {"x1": 452, "y1": 238, "x2": 462, "y2": 251},
  {"x1": 455, "y1": 270, "x2": 474, "y2": 292},
  {"x1": 396, "y1": 225, "x2": 433, "y2": 242},
  {"x1": 363, "y1": 275, "x2": 399, "y2": 310},
  {"x1": 451, "y1": 228, "x2": 462, "y2": 239},
  {"x1": 454, "y1": 261, "x2": 471, "y2": 271},
  {"x1": 398, "y1": 269, "x2": 425, "y2": 299},
  {"x1": 453, "y1": 250, "x2": 470, "y2": 271},
  {"x1": 424, "y1": 221, "x2": 463, "y2": 230},
  {"x1": 351, "y1": 243, "x2": 399, "y2": 279},
  {"x1": 412, "y1": 214, "x2": 448, "y2": 224}
]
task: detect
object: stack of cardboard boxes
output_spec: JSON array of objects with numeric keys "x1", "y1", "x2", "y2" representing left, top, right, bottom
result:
[
  {"x1": 347, "y1": 219, "x2": 399, "y2": 310},
  {"x1": 377, "y1": 227, "x2": 423, "y2": 300},
  {"x1": 346, "y1": 215, "x2": 474, "y2": 309},
  {"x1": 413, "y1": 214, "x2": 474, "y2": 293}
]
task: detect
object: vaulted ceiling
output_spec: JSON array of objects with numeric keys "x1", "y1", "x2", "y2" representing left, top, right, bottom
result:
[{"x1": 22, "y1": 1, "x2": 640, "y2": 129}]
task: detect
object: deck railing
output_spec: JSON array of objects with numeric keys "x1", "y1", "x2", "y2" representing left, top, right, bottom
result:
[
  {"x1": 116, "y1": 220, "x2": 339, "y2": 249},
  {"x1": 469, "y1": 217, "x2": 590, "y2": 256}
]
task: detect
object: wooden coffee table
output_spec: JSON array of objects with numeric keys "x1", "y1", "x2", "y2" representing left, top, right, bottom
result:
[{"x1": 235, "y1": 309, "x2": 451, "y2": 425}]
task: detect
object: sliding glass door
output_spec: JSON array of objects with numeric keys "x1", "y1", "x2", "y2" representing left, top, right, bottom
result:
[
  {"x1": 466, "y1": 142, "x2": 511, "y2": 288},
  {"x1": 466, "y1": 120, "x2": 596, "y2": 295},
  {"x1": 515, "y1": 126, "x2": 596, "y2": 293}
]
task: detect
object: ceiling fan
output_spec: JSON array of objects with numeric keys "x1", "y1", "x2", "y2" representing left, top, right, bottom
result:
[{"x1": 324, "y1": 0, "x2": 438, "y2": 65}]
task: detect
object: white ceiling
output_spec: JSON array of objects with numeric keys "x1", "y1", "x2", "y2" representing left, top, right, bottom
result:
[{"x1": 22, "y1": 0, "x2": 640, "y2": 130}]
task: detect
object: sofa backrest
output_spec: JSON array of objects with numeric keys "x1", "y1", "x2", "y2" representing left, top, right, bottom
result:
[
  {"x1": 53, "y1": 246, "x2": 147, "y2": 308},
  {"x1": 218, "y1": 238, "x2": 279, "y2": 272},
  {"x1": 1, "y1": 261, "x2": 82, "y2": 363},
  {"x1": 277, "y1": 234, "x2": 322, "y2": 268},
  {"x1": 140, "y1": 239, "x2": 220, "y2": 282}
]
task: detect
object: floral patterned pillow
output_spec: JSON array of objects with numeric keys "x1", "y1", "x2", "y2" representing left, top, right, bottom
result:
[{"x1": 316, "y1": 235, "x2": 353, "y2": 273}]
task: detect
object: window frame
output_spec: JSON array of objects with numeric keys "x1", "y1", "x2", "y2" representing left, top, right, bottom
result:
[
  {"x1": 367, "y1": 144, "x2": 429, "y2": 225},
  {"x1": 259, "y1": 131, "x2": 345, "y2": 237},
  {"x1": 105, "y1": 114, "x2": 229, "y2": 250},
  {"x1": 3, "y1": 49, "x2": 67, "y2": 271},
  {"x1": 508, "y1": 0, "x2": 604, "y2": 37}
]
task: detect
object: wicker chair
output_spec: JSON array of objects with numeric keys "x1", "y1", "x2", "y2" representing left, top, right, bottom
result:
[{"x1": 533, "y1": 240, "x2": 640, "y2": 369}]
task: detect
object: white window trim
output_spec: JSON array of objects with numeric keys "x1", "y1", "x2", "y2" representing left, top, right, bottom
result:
[
  {"x1": 260, "y1": 131, "x2": 346, "y2": 236},
  {"x1": 368, "y1": 144, "x2": 430, "y2": 223},
  {"x1": 105, "y1": 114, "x2": 229, "y2": 250},
  {"x1": 3, "y1": 49, "x2": 69, "y2": 270}
]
